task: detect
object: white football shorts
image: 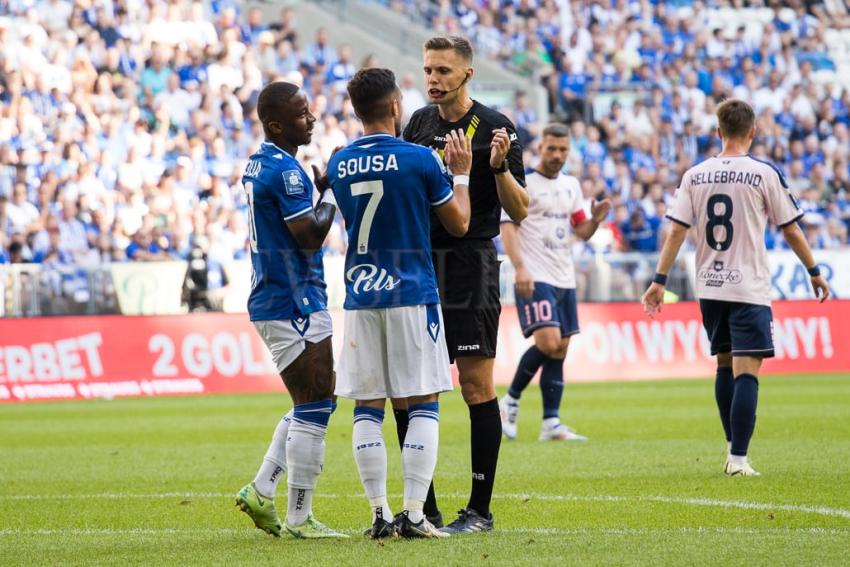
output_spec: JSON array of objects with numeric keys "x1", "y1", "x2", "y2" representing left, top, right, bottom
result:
[
  {"x1": 335, "y1": 304, "x2": 453, "y2": 400},
  {"x1": 253, "y1": 310, "x2": 334, "y2": 373}
]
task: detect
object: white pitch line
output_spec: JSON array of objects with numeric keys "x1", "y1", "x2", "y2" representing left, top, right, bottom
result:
[
  {"x1": 1, "y1": 492, "x2": 849, "y2": 521},
  {"x1": 497, "y1": 493, "x2": 850, "y2": 521},
  {"x1": 0, "y1": 527, "x2": 847, "y2": 538}
]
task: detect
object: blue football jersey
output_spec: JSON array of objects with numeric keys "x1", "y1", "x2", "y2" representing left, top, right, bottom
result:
[
  {"x1": 242, "y1": 141, "x2": 327, "y2": 321},
  {"x1": 328, "y1": 133, "x2": 454, "y2": 309}
]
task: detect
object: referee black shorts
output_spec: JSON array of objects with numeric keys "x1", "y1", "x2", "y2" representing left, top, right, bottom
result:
[{"x1": 432, "y1": 239, "x2": 502, "y2": 362}]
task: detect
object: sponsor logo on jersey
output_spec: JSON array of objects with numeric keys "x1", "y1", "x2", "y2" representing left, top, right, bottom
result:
[
  {"x1": 457, "y1": 344, "x2": 481, "y2": 352},
  {"x1": 698, "y1": 261, "x2": 743, "y2": 288},
  {"x1": 345, "y1": 263, "x2": 401, "y2": 295},
  {"x1": 283, "y1": 170, "x2": 304, "y2": 194}
]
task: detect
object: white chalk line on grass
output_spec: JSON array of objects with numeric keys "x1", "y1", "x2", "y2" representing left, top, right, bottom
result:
[
  {"x1": 2, "y1": 492, "x2": 850, "y2": 521},
  {"x1": 0, "y1": 527, "x2": 847, "y2": 538}
]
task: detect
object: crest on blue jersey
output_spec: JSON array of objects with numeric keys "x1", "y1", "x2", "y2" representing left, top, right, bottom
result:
[
  {"x1": 426, "y1": 304, "x2": 440, "y2": 343},
  {"x1": 283, "y1": 170, "x2": 305, "y2": 195},
  {"x1": 291, "y1": 316, "x2": 310, "y2": 337}
]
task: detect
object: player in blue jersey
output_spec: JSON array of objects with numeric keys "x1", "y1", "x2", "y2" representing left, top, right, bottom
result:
[
  {"x1": 328, "y1": 68, "x2": 472, "y2": 539},
  {"x1": 235, "y1": 81, "x2": 346, "y2": 539}
]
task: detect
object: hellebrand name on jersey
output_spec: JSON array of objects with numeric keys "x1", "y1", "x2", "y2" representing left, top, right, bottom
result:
[
  {"x1": 691, "y1": 171, "x2": 763, "y2": 187},
  {"x1": 345, "y1": 263, "x2": 400, "y2": 295}
]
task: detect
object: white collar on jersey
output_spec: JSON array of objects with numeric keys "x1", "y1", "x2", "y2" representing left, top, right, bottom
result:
[
  {"x1": 261, "y1": 140, "x2": 294, "y2": 158},
  {"x1": 357, "y1": 133, "x2": 395, "y2": 142}
]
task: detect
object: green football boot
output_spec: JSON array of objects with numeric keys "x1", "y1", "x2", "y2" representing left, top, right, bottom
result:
[
  {"x1": 235, "y1": 483, "x2": 282, "y2": 537},
  {"x1": 285, "y1": 515, "x2": 349, "y2": 539}
]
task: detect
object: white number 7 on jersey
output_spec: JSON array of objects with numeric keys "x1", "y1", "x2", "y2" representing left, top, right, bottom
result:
[{"x1": 351, "y1": 180, "x2": 384, "y2": 255}]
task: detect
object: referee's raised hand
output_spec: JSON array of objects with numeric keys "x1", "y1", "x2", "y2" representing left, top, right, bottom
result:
[
  {"x1": 445, "y1": 128, "x2": 472, "y2": 175},
  {"x1": 489, "y1": 127, "x2": 510, "y2": 169}
]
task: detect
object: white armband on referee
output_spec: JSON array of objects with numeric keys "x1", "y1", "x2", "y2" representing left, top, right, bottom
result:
[
  {"x1": 453, "y1": 175, "x2": 470, "y2": 187},
  {"x1": 320, "y1": 190, "x2": 337, "y2": 207}
]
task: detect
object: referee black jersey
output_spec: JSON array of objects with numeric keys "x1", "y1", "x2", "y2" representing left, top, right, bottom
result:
[{"x1": 403, "y1": 101, "x2": 526, "y2": 247}]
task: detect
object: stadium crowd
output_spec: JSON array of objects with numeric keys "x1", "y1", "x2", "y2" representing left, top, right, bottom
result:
[{"x1": 0, "y1": 0, "x2": 849, "y2": 284}]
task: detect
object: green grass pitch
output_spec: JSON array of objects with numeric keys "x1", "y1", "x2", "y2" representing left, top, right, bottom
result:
[{"x1": 1, "y1": 373, "x2": 849, "y2": 566}]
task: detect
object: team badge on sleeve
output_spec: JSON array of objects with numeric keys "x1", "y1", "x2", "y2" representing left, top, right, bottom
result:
[{"x1": 283, "y1": 170, "x2": 305, "y2": 195}]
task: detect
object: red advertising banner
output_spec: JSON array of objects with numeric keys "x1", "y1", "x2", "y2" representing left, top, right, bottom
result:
[
  {"x1": 1, "y1": 301, "x2": 847, "y2": 403},
  {"x1": 0, "y1": 314, "x2": 283, "y2": 403},
  {"x1": 495, "y1": 300, "x2": 847, "y2": 383}
]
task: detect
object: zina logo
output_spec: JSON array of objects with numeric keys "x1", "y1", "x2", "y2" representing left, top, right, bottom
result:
[{"x1": 346, "y1": 264, "x2": 401, "y2": 295}]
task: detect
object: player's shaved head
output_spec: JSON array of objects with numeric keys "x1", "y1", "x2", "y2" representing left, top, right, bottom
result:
[
  {"x1": 257, "y1": 81, "x2": 300, "y2": 123},
  {"x1": 716, "y1": 99, "x2": 755, "y2": 140},
  {"x1": 424, "y1": 36, "x2": 473, "y2": 64},
  {"x1": 347, "y1": 67, "x2": 400, "y2": 125}
]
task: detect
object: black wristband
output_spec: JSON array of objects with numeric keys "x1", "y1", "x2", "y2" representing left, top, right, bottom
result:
[
  {"x1": 491, "y1": 159, "x2": 509, "y2": 175},
  {"x1": 808, "y1": 265, "x2": 821, "y2": 277},
  {"x1": 653, "y1": 273, "x2": 668, "y2": 286}
]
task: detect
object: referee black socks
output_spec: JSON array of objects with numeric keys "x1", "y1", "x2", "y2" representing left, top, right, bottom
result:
[{"x1": 467, "y1": 398, "x2": 501, "y2": 518}]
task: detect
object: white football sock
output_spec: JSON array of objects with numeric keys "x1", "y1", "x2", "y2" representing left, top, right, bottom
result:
[
  {"x1": 352, "y1": 412, "x2": 390, "y2": 523},
  {"x1": 253, "y1": 411, "x2": 292, "y2": 497},
  {"x1": 543, "y1": 416, "x2": 560, "y2": 430},
  {"x1": 728, "y1": 454, "x2": 748, "y2": 466},
  {"x1": 402, "y1": 405, "x2": 439, "y2": 524},
  {"x1": 285, "y1": 420, "x2": 327, "y2": 525},
  {"x1": 287, "y1": 486, "x2": 313, "y2": 526}
]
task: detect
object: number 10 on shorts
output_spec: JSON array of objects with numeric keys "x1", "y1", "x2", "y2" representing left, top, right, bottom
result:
[{"x1": 524, "y1": 300, "x2": 552, "y2": 323}]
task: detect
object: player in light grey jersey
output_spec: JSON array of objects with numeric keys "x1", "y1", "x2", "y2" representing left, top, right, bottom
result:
[
  {"x1": 499, "y1": 123, "x2": 611, "y2": 442},
  {"x1": 642, "y1": 99, "x2": 829, "y2": 476}
]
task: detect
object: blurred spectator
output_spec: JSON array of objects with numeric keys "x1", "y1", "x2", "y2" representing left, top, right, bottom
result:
[
  {"x1": 620, "y1": 209, "x2": 661, "y2": 253},
  {"x1": 126, "y1": 229, "x2": 170, "y2": 262},
  {"x1": 0, "y1": 0, "x2": 847, "y2": 284}
]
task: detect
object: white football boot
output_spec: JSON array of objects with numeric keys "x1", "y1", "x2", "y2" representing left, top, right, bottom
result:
[
  {"x1": 724, "y1": 456, "x2": 761, "y2": 476},
  {"x1": 499, "y1": 395, "x2": 519, "y2": 440},
  {"x1": 539, "y1": 421, "x2": 588, "y2": 441}
]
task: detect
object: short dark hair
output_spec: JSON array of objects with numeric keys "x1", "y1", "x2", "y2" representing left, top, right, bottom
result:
[
  {"x1": 347, "y1": 68, "x2": 398, "y2": 123},
  {"x1": 542, "y1": 123, "x2": 570, "y2": 138},
  {"x1": 716, "y1": 99, "x2": 755, "y2": 139},
  {"x1": 424, "y1": 36, "x2": 473, "y2": 63},
  {"x1": 256, "y1": 81, "x2": 300, "y2": 125}
]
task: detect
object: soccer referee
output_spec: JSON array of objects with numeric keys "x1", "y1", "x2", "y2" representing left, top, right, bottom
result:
[{"x1": 394, "y1": 36, "x2": 529, "y2": 534}]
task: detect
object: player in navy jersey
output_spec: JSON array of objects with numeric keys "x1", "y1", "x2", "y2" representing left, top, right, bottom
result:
[
  {"x1": 328, "y1": 68, "x2": 472, "y2": 539},
  {"x1": 400, "y1": 35, "x2": 529, "y2": 535},
  {"x1": 235, "y1": 81, "x2": 346, "y2": 539}
]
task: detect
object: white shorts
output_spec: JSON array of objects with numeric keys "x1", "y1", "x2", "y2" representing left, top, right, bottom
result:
[
  {"x1": 335, "y1": 304, "x2": 453, "y2": 400},
  {"x1": 253, "y1": 311, "x2": 334, "y2": 373}
]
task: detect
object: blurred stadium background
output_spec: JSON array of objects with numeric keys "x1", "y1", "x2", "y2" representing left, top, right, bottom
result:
[
  {"x1": 2, "y1": 0, "x2": 850, "y2": 316},
  {"x1": 1, "y1": 0, "x2": 848, "y2": 399}
]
